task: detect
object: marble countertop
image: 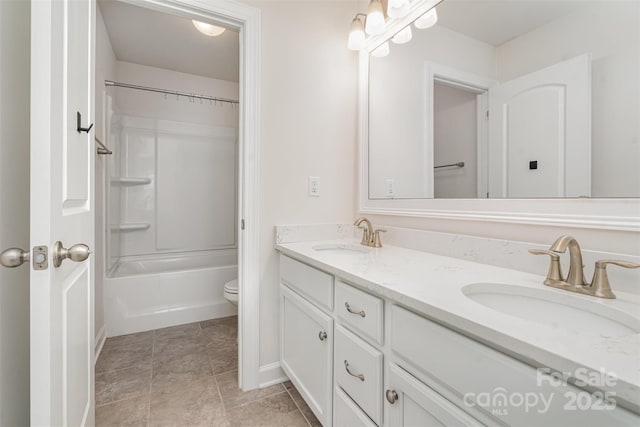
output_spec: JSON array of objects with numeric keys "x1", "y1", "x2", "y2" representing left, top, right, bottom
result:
[{"x1": 275, "y1": 239, "x2": 640, "y2": 410}]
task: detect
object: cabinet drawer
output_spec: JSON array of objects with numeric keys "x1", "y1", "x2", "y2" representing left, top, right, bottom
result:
[
  {"x1": 334, "y1": 386, "x2": 377, "y2": 427},
  {"x1": 390, "y1": 305, "x2": 640, "y2": 426},
  {"x1": 335, "y1": 280, "x2": 383, "y2": 345},
  {"x1": 334, "y1": 325, "x2": 383, "y2": 425},
  {"x1": 280, "y1": 284, "x2": 333, "y2": 427},
  {"x1": 280, "y1": 255, "x2": 334, "y2": 311}
]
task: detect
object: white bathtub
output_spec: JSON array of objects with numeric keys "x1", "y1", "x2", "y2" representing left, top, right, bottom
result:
[{"x1": 104, "y1": 251, "x2": 237, "y2": 336}]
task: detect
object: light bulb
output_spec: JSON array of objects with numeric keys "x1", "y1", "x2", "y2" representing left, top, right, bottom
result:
[
  {"x1": 347, "y1": 16, "x2": 366, "y2": 50},
  {"x1": 371, "y1": 42, "x2": 390, "y2": 58},
  {"x1": 365, "y1": 0, "x2": 386, "y2": 35},
  {"x1": 414, "y1": 8, "x2": 438, "y2": 30},
  {"x1": 192, "y1": 20, "x2": 226, "y2": 36},
  {"x1": 392, "y1": 26, "x2": 412, "y2": 44},
  {"x1": 387, "y1": 0, "x2": 410, "y2": 19}
]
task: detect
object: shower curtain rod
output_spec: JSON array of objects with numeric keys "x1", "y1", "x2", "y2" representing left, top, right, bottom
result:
[{"x1": 105, "y1": 80, "x2": 239, "y2": 105}]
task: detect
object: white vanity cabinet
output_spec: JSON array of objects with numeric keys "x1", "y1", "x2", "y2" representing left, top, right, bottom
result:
[{"x1": 279, "y1": 253, "x2": 640, "y2": 427}]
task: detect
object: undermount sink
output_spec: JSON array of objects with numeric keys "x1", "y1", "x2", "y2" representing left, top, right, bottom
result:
[
  {"x1": 462, "y1": 282, "x2": 640, "y2": 338},
  {"x1": 312, "y1": 244, "x2": 370, "y2": 255}
]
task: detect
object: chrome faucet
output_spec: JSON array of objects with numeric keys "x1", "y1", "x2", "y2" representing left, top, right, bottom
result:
[
  {"x1": 354, "y1": 217, "x2": 386, "y2": 248},
  {"x1": 530, "y1": 235, "x2": 640, "y2": 299}
]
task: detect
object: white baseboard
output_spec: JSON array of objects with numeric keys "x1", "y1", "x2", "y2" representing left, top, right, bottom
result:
[
  {"x1": 94, "y1": 324, "x2": 107, "y2": 365},
  {"x1": 259, "y1": 362, "x2": 288, "y2": 388}
]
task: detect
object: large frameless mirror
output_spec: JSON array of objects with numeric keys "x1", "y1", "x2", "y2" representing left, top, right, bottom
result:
[{"x1": 368, "y1": 0, "x2": 640, "y2": 200}]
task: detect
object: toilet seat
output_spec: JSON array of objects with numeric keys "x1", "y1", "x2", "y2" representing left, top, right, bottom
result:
[{"x1": 224, "y1": 279, "x2": 238, "y2": 294}]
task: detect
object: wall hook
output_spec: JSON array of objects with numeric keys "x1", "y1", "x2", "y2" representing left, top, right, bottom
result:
[{"x1": 76, "y1": 112, "x2": 93, "y2": 133}]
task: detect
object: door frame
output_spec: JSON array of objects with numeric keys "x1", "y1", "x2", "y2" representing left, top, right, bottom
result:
[
  {"x1": 425, "y1": 63, "x2": 494, "y2": 198},
  {"x1": 119, "y1": 0, "x2": 261, "y2": 390}
]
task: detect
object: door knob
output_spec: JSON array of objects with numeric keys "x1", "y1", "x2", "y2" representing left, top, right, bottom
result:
[
  {"x1": 52, "y1": 241, "x2": 91, "y2": 268},
  {"x1": 0, "y1": 248, "x2": 30, "y2": 268}
]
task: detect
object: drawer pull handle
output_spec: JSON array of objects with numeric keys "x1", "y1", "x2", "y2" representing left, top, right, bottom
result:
[
  {"x1": 345, "y1": 302, "x2": 366, "y2": 318},
  {"x1": 386, "y1": 389, "x2": 398, "y2": 404},
  {"x1": 344, "y1": 360, "x2": 365, "y2": 382},
  {"x1": 318, "y1": 331, "x2": 328, "y2": 341}
]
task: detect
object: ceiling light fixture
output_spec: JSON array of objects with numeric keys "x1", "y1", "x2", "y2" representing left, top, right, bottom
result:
[
  {"x1": 365, "y1": 0, "x2": 386, "y2": 35},
  {"x1": 371, "y1": 41, "x2": 390, "y2": 58},
  {"x1": 192, "y1": 20, "x2": 226, "y2": 37},
  {"x1": 414, "y1": 8, "x2": 438, "y2": 30},
  {"x1": 347, "y1": 15, "x2": 366, "y2": 51},
  {"x1": 387, "y1": 0, "x2": 410, "y2": 19},
  {"x1": 392, "y1": 26, "x2": 412, "y2": 44}
]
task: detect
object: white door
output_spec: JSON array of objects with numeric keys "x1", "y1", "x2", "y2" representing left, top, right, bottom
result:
[
  {"x1": 488, "y1": 54, "x2": 591, "y2": 198},
  {"x1": 30, "y1": 0, "x2": 96, "y2": 425}
]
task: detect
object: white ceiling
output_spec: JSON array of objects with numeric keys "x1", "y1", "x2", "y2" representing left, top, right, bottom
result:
[
  {"x1": 435, "y1": 0, "x2": 589, "y2": 46},
  {"x1": 98, "y1": 0, "x2": 239, "y2": 82}
]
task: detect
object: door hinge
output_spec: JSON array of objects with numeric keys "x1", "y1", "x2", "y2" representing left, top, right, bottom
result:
[{"x1": 241, "y1": 219, "x2": 245, "y2": 230}]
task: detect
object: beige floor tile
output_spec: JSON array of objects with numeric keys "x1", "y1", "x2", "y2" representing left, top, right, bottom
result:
[
  {"x1": 216, "y1": 370, "x2": 285, "y2": 410},
  {"x1": 200, "y1": 315, "x2": 237, "y2": 330},
  {"x1": 153, "y1": 331, "x2": 212, "y2": 362},
  {"x1": 288, "y1": 387, "x2": 322, "y2": 427},
  {"x1": 149, "y1": 377, "x2": 226, "y2": 427},
  {"x1": 96, "y1": 364, "x2": 152, "y2": 407},
  {"x1": 96, "y1": 340, "x2": 153, "y2": 374},
  {"x1": 152, "y1": 351, "x2": 213, "y2": 390},
  {"x1": 103, "y1": 331, "x2": 153, "y2": 351},
  {"x1": 226, "y1": 391, "x2": 308, "y2": 427},
  {"x1": 154, "y1": 321, "x2": 201, "y2": 341},
  {"x1": 95, "y1": 395, "x2": 149, "y2": 427},
  {"x1": 207, "y1": 336, "x2": 238, "y2": 374}
]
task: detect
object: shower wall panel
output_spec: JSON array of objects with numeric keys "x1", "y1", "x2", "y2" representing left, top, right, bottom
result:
[{"x1": 113, "y1": 116, "x2": 237, "y2": 258}]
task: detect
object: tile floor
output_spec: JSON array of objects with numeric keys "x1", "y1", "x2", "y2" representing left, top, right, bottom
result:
[{"x1": 95, "y1": 316, "x2": 321, "y2": 427}]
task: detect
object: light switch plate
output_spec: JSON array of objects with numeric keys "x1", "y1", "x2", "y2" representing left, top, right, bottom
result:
[{"x1": 308, "y1": 176, "x2": 320, "y2": 197}]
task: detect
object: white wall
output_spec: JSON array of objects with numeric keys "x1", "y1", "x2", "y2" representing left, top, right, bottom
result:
[
  {"x1": 369, "y1": 25, "x2": 494, "y2": 198},
  {"x1": 433, "y1": 83, "x2": 478, "y2": 198},
  {"x1": 0, "y1": 0, "x2": 30, "y2": 424},
  {"x1": 241, "y1": 0, "x2": 362, "y2": 373},
  {"x1": 95, "y1": 3, "x2": 118, "y2": 347},
  {"x1": 114, "y1": 61, "x2": 239, "y2": 127},
  {"x1": 495, "y1": 1, "x2": 640, "y2": 198}
]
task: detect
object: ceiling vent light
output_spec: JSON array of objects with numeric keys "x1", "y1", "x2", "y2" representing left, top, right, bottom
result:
[
  {"x1": 414, "y1": 8, "x2": 438, "y2": 30},
  {"x1": 392, "y1": 26, "x2": 412, "y2": 44},
  {"x1": 365, "y1": 0, "x2": 386, "y2": 35},
  {"x1": 192, "y1": 20, "x2": 226, "y2": 37}
]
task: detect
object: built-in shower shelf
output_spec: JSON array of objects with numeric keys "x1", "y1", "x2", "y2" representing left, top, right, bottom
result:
[
  {"x1": 111, "y1": 177, "x2": 152, "y2": 186},
  {"x1": 111, "y1": 223, "x2": 151, "y2": 232}
]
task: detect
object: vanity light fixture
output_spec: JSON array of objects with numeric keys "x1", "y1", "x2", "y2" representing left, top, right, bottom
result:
[
  {"x1": 392, "y1": 25, "x2": 412, "y2": 44},
  {"x1": 387, "y1": 0, "x2": 410, "y2": 19},
  {"x1": 192, "y1": 20, "x2": 226, "y2": 37},
  {"x1": 371, "y1": 41, "x2": 390, "y2": 58},
  {"x1": 348, "y1": 14, "x2": 367, "y2": 50},
  {"x1": 365, "y1": 0, "x2": 386, "y2": 35},
  {"x1": 414, "y1": 7, "x2": 438, "y2": 29}
]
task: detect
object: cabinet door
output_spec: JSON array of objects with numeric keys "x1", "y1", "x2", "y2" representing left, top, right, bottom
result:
[
  {"x1": 281, "y1": 284, "x2": 333, "y2": 426},
  {"x1": 387, "y1": 364, "x2": 482, "y2": 427}
]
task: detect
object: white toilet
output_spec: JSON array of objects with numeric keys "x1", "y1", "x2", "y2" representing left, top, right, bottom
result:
[{"x1": 223, "y1": 279, "x2": 239, "y2": 306}]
